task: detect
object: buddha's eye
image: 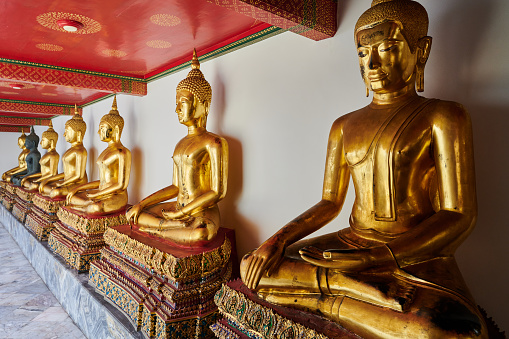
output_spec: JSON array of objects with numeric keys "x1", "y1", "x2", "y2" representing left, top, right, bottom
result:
[
  {"x1": 358, "y1": 50, "x2": 368, "y2": 58},
  {"x1": 380, "y1": 45, "x2": 396, "y2": 52}
]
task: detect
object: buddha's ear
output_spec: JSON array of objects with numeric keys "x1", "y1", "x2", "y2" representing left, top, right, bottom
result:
[
  {"x1": 416, "y1": 36, "x2": 432, "y2": 65},
  {"x1": 114, "y1": 125, "x2": 120, "y2": 140},
  {"x1": 203, "y1": 101, "x2": 210, "y2": 115},
  {"x1": 76, "y1": 131, "x2": 82, "y2": 143}
]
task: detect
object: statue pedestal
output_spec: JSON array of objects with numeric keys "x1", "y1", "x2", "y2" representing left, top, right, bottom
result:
[
  {"x1": 26, "y1": 194, "x2": 65, "y2": 241},
  {"x1": 89, "y1": 224, "x2": 237, "y2": 339},
  {"x1": 212, "y1": 280, "x2": 357, "y2": 339},
  {"x1": 12, "y1": 186, "x2": 35, "y2": 223},
  {"x1": 48, "y1": 206, "x2": 127, "y2": 272},
  {"x1": 1, "y1": 182, "x2": 17, "y2": 211}
]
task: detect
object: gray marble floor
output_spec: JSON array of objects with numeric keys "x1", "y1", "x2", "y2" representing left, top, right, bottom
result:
[{"x1": 0, "y1": 222, "x2": 86, "y2": 339}]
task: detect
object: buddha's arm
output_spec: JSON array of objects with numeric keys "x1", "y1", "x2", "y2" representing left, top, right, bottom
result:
[
  {"x1": 242, "y1": 118, "x2": 350, "y2": 289},
  {"x1": 387, "y1": 102, "x2": 477, "y2": 267},
  {"x1": 57, "y1": 152, "x2": 86, "y2": 186},
  {"x1": 20, "y1": 173, "x2": 42, "y2": 186},
  {"x1": 66, "y1": 181, "x2": 100, "y2": 205},
  {"x1": 163, "y1": 139, "x2": 228, "y2": 219}
]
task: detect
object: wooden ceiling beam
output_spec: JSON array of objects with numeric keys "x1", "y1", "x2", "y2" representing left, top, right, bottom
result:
[
  {"x1": 0, "y1": 62, "x2": 147, "y2": 96},
  {"x1": 0, "y1": 100, "x2": 82, "y2": 116},
  {"x1": 0, "y1": 116, "x2": 51, "y2": 127},
  {"x1": 0, "y1": 125, "x2": 30, "y2": 133}
]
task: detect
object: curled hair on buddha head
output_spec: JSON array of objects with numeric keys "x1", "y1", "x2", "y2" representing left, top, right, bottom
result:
[
  {"x1": 100, "y1": 95, "x2": 124, "y2": 136},
  {"x1": 176, "y1": 49, "x2": 212, "y2": 105},
  {"x1": 355, "y1": 0, "x2": 429, "y2": 53},
  {"x1": 65, "y1": 105, "x2": 87, "y2": 137},
  {"x1": 42, "y1": 121, "x2": 58, "y2": 146},
  {"x1": 26, "y1": 126, "x2": 39, "y2": 148}
]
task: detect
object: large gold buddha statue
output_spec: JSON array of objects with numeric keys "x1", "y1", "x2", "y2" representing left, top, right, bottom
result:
[
  {"x1": 240, "y1": 0, "x2": 487, "y2": 337},
  {"x1": 66, "y1": 97, "x2": 131, "y2": 214},
  {"x1": 39, "y1": 107, "x2": 88, "y2": 198},
  {"x1": 2, "y1": 132, "x2": 29, "y2": 182},
  {"x1": 126, "y1": 50, "x2": 228, "y2": 247},
  {"x1": 20, "y1": 122, "x2": 60, "y2": 191}
]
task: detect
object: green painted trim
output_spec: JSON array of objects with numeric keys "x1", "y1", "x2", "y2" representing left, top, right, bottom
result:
[
  {"x1": 147, "y1": 26, "x2": 283, "y2": 82},
  {"x1": 80, "y1": 93, "x2": 116, "y2": 108},
  {"x1": 0, "y1": 98, "x2": 78, "y2": 108},
  {"x1": 0, "y1": 58, "x2": 144, "y2": 82}
]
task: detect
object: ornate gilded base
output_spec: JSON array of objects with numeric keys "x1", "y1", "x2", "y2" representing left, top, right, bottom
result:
[
  {"x1": 212, "y1": 280, "x2": 357, "y2": 339},
  {"x1": 26, "y1": 194, "x2": 65, "y2": 241},
  {"x1": 1, "y1": 183, "x2": 17, "y2": 211},
  {"x1": 12, "y1": 191, "x2": 34, "y2": 224},
  {"x1": 48, "y1": 206, "x2": 127, "y2": 272},
  {"x1": 89, "y1": 225, "x2": 237, "y2": 339}
]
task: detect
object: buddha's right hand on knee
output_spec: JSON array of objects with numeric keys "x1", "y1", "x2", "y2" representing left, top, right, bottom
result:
[
  {"x1": 240, "y1": 240, "x2": 284, "y2": 290},
  {"x1": 126, "y1": 204, "x2": 143, "y2": 225}
]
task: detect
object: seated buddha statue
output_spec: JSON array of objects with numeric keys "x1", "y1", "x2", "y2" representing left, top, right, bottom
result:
[
  {"x1": 65, "y1": 97, "x2": 131, "y2": 215},
  {"x1": 39, "y1": 107, "x2": 88, "y2": 199},
  {"x1": 11, "y1": 127, "x2": 41, "y2": 186},
  {"x1": 126, "y1": 50, "x2": 228, "y2": 247},
  {"x1": 240, "y1": 0, "x2": 487, "y2": 337},
  {"x1": 20, "y1": 122, "x2": 60, "y2": 191},
  {"x1": 2, "y1": 132, "x2": 29, "y2": 183}
]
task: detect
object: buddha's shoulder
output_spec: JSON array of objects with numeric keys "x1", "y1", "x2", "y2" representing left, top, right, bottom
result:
[
  {"x1": 202, "y1": 132, "x2": 228, "y2": 147},
  {"x1": 423, "y1": 98, "x2": 470, "y2": 125}
]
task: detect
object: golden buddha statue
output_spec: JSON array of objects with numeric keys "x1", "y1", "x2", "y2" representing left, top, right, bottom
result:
[
  {"x1": 20, "y1": 122, "x2": 60, "y2": 191},
  {"x1": 126, "y1": 50, "x2": 228, "y2": 247},
  {"x1": 240, "y1": 0, "x2": 487, "y2": 337},
  {"x1": 66, "y1": 97, "x2": 131, "y2": 214},
  {"x1": 39, "y1": 107, "x2": 88, "y2": 199},
  {"x1": 2, "y1": 132, "x2": 30, "y2": 183}
]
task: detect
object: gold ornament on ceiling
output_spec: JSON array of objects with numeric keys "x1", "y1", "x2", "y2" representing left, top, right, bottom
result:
[
  {"x1": 37, "y1": 12, "x2": 101, "y2": 34},
  {"x1": 150, "y1": 14, "x2": 181, "y2": 27},
  {"x1": 0, "y1": 91, "x2": 19, "y2": 95},
  {"x1": 102, "y1": 49, "x2": 127, "y2": 58},
  {"x1": 146, "y1": 40, "x2": 172, "y2": 49},
  {"x1": 41, "y1": 93, "x2": 58, "y2": 96},
  {"x1": 36, "y1": 43, "x2": 64, "y2": 52}
]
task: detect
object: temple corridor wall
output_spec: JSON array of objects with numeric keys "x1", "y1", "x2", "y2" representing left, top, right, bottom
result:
[{"x1": 0, "y1": 0, "x2": 507, "y2": 332}]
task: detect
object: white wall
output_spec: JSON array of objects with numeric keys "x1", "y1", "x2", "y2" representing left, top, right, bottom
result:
[{"x1": 1, "y1": 0, "x2": 507, "y2": 331}]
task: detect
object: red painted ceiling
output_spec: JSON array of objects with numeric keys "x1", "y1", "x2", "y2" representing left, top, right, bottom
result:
[
  {"x1": 0, "y1": 0, "x2": 274, "y2": 124},
  {"x1": 0, "y1": 0, "x2": 337, "y2": 130}
]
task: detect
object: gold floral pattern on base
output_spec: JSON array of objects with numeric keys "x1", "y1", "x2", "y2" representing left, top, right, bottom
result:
[
  {"x1": 33, "y1": 194, "x2": 65, "y2": 214},
  {"x1": 104, "y1": 227, "x2": 231, "y2": 281},
  {"x1": 57, "y1": 207, "x2": 127, "y2": 235},
  {"x1": 214, "y1": 284, "x2": 328, "y2": 339}
]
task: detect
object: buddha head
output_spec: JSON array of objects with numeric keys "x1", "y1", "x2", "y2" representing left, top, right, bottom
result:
[
  {"x1": 25, "y1": 126, "x2": 39, "y2": 151},
  {"x1": 99, "y1": 96, "x2": 124, "y2": 142},
  {"x1": 17, "y1": 132, "x2": 27, "y2": 149},
  {"x1": 64, "y1": 106, "x2": 87, "y2": 144},
  {"x1": 175, "y1": 50, "x2": 212, "y2": 127},
  {"x1": 41, "y1": 121, "x2": 58, "y2": 150},
  {"x1": 355, "y1": 0, "x2": 431, "y2": 94}
]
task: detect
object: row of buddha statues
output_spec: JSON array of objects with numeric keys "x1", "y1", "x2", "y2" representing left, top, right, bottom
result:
[{"x1": 0, "y1": 0, "x2": 491, "y2": 337}]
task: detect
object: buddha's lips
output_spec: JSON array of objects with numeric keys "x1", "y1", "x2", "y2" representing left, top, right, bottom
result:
[{"x1": 368, "y1": 73, "x2": 387, "y2": 81}]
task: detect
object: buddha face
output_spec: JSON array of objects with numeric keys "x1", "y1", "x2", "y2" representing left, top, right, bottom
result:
[
  {"x1": 40, "y1": 137, "x2": 50, "y2": 149},
  {"x1": 64, "y1": 126, "x2": 76, "y2": 143},
  {"x1": 18, "y1": 137, "x2": 25, "y2": 149},
  {"x1": 357, "y1": 21, "x2": 417, "y2": 94},
  {"x1": 98, "y1": 122, "x2": 113, "y2": 142},
  {"x1": 176, "y1": 89, "x2": 197, "y2": 125}
]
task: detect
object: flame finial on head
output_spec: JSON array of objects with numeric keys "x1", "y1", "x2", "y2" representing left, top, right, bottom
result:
[
  {"x1": 100, "y1": 95, "x2": 124, "y2": 135},
  {"x1": 176, "y1": 49, "x2": 212, "y2": 104},
  {"x1": 42, "y1": 120, "x2": 58, "y2": 144},
  {"x1": 65, "y1": 104, "x2": 87, "y2": 136}
]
